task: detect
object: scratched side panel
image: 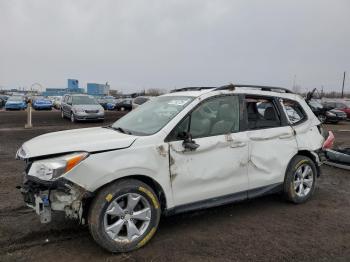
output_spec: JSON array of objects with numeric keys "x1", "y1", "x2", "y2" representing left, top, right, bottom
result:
[
  {"x1": 63, "y1": 141, "x2": 175, "y2": 208},
  {"x1": 247, "y1": 126, "x2": 298, "y2": 190},
  {"x1": 169, "y1": 133, "x2": 249, "y2": 206}
]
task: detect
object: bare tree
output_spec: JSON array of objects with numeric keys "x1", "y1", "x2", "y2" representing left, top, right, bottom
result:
[{"x1": 146, "y1": 88, "x2": 165, "y2": 96}]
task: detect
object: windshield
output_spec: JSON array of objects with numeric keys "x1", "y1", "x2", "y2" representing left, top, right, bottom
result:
[
  {"x1": 8, "y1": 96, "x2": 23, "y2": 102},
  {"x1": 72, "y1": 96, "x2": 98, "y2": 105},
  {"x1": 112, "y1": 96, "x2": 194, "y2": 135},
  {"x1": 309, "y1": 100, "x2": 323, "y2": 109}
]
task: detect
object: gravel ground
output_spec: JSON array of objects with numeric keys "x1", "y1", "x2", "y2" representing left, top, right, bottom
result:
[{"x1": 0, "y1": 110, "x2": 349, "y2": 262}]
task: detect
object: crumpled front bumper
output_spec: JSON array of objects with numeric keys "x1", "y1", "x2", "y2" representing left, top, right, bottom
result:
[{"x1": 18, "y1": 175, "x2": 92, "y2": 224}]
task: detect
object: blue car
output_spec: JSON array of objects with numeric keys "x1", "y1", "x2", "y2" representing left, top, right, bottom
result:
[
  {"x1": 32, "y1": 97, "x2": 53, "y2": 110},
  {"x1": 5, "y1": 96, "x2": 27, "y2": 110}
]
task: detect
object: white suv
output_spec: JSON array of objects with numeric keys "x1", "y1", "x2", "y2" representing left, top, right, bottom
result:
[{"x1": 16, "y1": 85, "x2": 325, "y2": 252}]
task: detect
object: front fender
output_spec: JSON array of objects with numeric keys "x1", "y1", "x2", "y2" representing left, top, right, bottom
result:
[{"x1": 63, "y1": 144, "x2": 175, "y2": 208}]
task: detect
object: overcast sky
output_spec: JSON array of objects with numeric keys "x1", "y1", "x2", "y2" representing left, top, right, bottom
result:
[{"x1": 0, "y1": 0, "x2": 349, "y2": 93}]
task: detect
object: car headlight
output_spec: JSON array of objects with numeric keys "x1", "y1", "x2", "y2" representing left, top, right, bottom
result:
[
  {"x1": 326, "y1": 111, "x2": 336, "y2": 117},
  {"x1": 28, "y1": 152, "x2": 89, "y2": 181}
]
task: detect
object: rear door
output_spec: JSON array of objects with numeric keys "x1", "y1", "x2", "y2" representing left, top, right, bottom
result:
[
  {"x1": 167, "y1": 95, "x2": 249, "y2": 206},
  {"x1": 244, "y1": 95, "x2": 298, "y2": 194}
]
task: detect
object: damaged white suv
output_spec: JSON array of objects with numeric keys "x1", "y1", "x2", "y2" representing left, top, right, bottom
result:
[{"x1": 17, "y1": 85, "x2": 325, "y2": 252}]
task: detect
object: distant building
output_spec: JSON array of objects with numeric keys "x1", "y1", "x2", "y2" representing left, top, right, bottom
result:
[
  {"x1": 42, "y1": 79, "x2": 84, "y2": 96},
  {"x1": 87, "y1": 83, "x2": 110, "y2": 96},
  {"x1": 42, "y1": 88, "x2": 67, "y2": 96},
  {"x1": 68, "y1": 79, "x2": 79, "y2": 90}
]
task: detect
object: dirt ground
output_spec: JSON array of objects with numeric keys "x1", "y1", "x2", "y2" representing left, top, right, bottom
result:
[{"x1": 0, "y1": 111, "x2": 349, "y2": 262}]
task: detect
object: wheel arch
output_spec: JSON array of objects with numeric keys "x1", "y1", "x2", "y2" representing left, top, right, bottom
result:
[
  {"x1": 285, "y1": 150, "x2": 321, "y2": 178},
  {"x1": 89, "y1": 174, "x2": 168, "y2": 213}
]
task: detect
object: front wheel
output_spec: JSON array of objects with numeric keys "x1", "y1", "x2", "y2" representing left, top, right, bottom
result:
[
  {"x1": 284, "y1": 155, "x2": 317, "y2": 204},
  {"x1": 88, "y1": 179, "x2": 161, "y2": 253},
  {"x1": 70, "y1": 112, "x2": 76, "y2": 123}
]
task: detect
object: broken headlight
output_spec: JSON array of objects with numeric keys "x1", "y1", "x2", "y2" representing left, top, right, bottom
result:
[{"x1": 28, "y1": 152, "x2": 89, "y2": 181}]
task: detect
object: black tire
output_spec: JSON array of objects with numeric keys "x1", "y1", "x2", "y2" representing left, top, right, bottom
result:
[
  {"x1": 88, "y1": 179, "x2": 161, "y2": 253},
  {"x1": 284, "y1": 155, "x2": 317, "y2": 204},
  {"x1": 70, "y1": 112, "x2": 75, "y2": 123}
]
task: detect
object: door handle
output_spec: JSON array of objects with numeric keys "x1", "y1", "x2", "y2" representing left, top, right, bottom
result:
[
  {"x1": 279, "y1": 133, "x2": 293, "y2": 139},
  {"x1": 230, "y1": 141, "x2": 247, "y2": 148}
]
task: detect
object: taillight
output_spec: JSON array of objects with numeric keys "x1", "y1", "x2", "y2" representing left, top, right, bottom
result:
[{"x1": 322, "y1": 131, "x2": 335, "y2": 150}]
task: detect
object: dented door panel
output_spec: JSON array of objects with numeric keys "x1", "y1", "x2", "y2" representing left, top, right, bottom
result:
[
  {"x1": 247, "y1": 126, "x2": 298, "y2": 190},
  {"x1": 169, "y1": 133, "x2": 249, "y2": 206}
]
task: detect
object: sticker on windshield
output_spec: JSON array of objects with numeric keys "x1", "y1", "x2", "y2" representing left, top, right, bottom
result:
[{"x1": 167, "y1": 99, "x2": 191, "y2": 106}]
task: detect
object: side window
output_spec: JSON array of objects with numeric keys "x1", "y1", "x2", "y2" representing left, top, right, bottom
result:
[
  {"x1": 246, "y1": 96, "x2": 281, "y2": 130},
  {"x1": 282, "y1": 99, "x2": 307, "y2": 125},
  {"x1": 168, "y1": 96, "x2": 240, "y2": 141}
]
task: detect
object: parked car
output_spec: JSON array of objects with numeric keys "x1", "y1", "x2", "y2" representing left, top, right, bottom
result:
[
  {"x1": 16, "y1": 85, "x2": 325, "y2": 252},
  {"x1": 61, "y1": 94, "x2": 104, "y2": 122},
  {"x1": 98, "y1": 96, "x2": 118, "y2": 110},
  {"x1": 115, "y1": 98, "x2": 133, "y2": 111},
  {"x1": 132, "y1": 96, "x2": 154, "y2": 109},
  {"x1": 53, "y1": 97, "x2": 63, "y2": 110},
  {"x1": 5, "y1": 96, "x2": 27, "y2": 110},
  {"x1": 32, "y1": 96, "x2": 53, "y2": 110},
  {"x1": 322, "y1": 101, "x2": 350, "y2": 119},
  {"x1": 0, "y1": 97, "x2": 5, "y2": 108},
  {"x1": 0, "y1": 95, "x2": 9, "y2": 103}
]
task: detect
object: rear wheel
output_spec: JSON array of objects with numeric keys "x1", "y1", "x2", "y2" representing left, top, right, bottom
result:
[
  {"x1": 284, "y1": 155, "x2": 317, "y2": 204},
  {"x1": 88, "y1": 179, "x2": 161, "y2": 253}
]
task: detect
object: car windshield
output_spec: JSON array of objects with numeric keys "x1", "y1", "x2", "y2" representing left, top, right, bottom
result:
[
  {"x1": 309, "y1": 100, "x2": 323, "y2": 109},
  {"x1": 72, "y1": 96, "x2": 98, "y2": 105},
  {"x1": 112, "y1": 96, "x2": 194, "y2": 135},
  {"x1": 8, "y1": 96, "x2": 23, "y2": 101}
]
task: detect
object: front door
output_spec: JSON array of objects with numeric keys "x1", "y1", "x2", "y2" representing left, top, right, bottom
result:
[{"x1": 167, "y1": 95, "x2": 249, "y2": 206}]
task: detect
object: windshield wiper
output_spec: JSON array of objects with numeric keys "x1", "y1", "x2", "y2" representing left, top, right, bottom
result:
[{"x1": 104, "y1": 125, "x2": 131, "y2": 134}]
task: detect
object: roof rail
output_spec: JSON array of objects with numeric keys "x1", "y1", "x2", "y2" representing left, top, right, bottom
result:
[
  {"x1": 170, "y1": 87, "x2": 215, "y2": 93},
  {"x1": 215, "y1": 84, "x2": 294, "y2": 94}
]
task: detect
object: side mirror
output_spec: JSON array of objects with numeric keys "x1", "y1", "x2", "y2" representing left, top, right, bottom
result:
[{"x1": 182, "y1": 132, "x2": 200, "y2": 151}]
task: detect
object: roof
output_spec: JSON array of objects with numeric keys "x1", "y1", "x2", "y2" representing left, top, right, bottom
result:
[{"x1": 165, "y1": 84, "x2": 296, "y2": 99}]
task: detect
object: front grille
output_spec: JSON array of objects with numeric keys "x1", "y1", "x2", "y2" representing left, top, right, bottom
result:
[{"x1": 85, "y1": 110, "x2": 98, "y2": 113}]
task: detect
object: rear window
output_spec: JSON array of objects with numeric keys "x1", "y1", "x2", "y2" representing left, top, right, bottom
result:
[{"x1": 281, "y1": 99, "x2": 307, "y2": 125}]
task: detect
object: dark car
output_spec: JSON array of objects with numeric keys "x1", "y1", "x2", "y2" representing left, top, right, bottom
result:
[
  {"x1": 115, "y1": 98, "x2": 133, "y2": 111},
  {"x1": 323, "y1": 101, "x2": 350, "y2": 119},
  {"x1": 324, "y1": 109, "x2": 347, "y2": 123},
  {"x1": 0, "y1": 97, "x2": 5, "y2": 108},
  {"x1": 98, "y1": 96, "x2": 118, "y2": 110}
]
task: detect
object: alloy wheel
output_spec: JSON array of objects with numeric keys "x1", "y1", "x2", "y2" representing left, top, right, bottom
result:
[
  {"x1": 293, "y1": 164, "x2": 314, "y2": 197},
  {"x1": 104, "y1": 193, "x2": 152, "y2": 243}
]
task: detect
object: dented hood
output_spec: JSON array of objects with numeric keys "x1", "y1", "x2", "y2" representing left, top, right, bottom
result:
[{"x1": 19, "y1": 127, "x2": 137, "y2": 159}]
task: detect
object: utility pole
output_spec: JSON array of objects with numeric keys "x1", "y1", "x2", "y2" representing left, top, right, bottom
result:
[{"x1": 341, "y1": 71, "x2": 346, "y2": 98}]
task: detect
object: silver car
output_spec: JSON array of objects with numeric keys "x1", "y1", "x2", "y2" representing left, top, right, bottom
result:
[{"x1": 61, "y1": 94, "x2": 104, "y2": 122}]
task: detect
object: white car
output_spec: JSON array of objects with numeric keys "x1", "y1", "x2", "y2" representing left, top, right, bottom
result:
[{"x1": 16, "y1": 85, "x2": 325, "y2": 252}]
